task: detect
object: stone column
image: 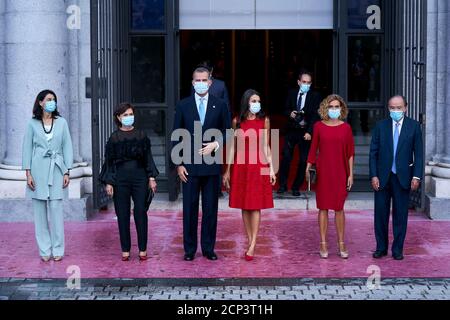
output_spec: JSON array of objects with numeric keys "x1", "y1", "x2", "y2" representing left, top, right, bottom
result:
[
  {"x1": 0, "y1": 0, "x2": 93, "y2": 221},
  {"x1": 0, "y1": 1, "x2": 6, "y2": 163},
  {"x1": 425, "y1": 0, "x2": 450, "y2": 219},
  {"x1": 2, "y1": 0, "x2": 70, "y2": 166}
]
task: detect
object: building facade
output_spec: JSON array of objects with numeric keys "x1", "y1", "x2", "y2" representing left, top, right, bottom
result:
[{"x1": 0, "y1": 0, "x2": 449, "y2": 220}]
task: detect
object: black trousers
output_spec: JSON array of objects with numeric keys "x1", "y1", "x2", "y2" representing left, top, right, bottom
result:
[
  {"x1": 278, "y1": 130, "x2": 311, "y2": 190},
  {"x1": 113, "y1": 162, "x2": 148, "y2": 252},
  {"x1": 182, "y1": 175, "x2": 219, "y2": 255},
  {"x1": 374, "y1": 173, "x2": 410, "y2": 256}
]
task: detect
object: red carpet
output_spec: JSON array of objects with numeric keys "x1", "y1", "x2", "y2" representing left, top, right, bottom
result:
[{"x1": 0, "y1": 210, "x2": 449, "y2": 279}]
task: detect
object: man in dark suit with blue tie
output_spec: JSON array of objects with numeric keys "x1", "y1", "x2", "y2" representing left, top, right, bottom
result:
[
  {"x1": 172, "y1": 67, "x2": 231, "y2": 261},
  {"x1": 370, "y1": 95, "x2": 424, "y2": 260}
]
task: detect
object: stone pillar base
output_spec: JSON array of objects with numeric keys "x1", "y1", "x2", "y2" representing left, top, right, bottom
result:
[
  {"x1": 0, "y1": 163, "x2": 95, "y2": 221},
  {"x1": 425, "y1": 194, "x2": 450, "y2": 220},
  {"x1": 0, "y1": 195, "x2": 94, "y2": 222}
]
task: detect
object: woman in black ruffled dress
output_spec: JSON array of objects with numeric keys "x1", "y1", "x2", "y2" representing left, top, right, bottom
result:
[{"x1": 100, "y1": 103, "x2": 159, "y2": 261}]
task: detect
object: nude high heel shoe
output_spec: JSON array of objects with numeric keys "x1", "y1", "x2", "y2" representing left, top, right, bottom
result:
[
  {"x1": 338, "y1": 242, "x2": 349, "y2": 259},
  {"x1": 319, "y1": 242, "x2": 328, "y2": 259}
]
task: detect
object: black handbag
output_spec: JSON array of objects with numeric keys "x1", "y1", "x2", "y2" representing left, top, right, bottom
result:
[{"x1": 145, "y1": 187, "x2": 154, "y2": 212}]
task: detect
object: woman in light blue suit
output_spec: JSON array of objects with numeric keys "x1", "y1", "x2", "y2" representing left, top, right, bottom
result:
[{"x1": 22, "y1": 90, "x2": 73, "y2": 262}]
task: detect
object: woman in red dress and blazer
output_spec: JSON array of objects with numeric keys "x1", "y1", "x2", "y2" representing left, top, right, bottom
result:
[
  {"x1": 223, "y1": 89, "x2": 276, "y2": 261},
  {"x1": 306, "y1": 94, "x2": 355, "y2": 259}
]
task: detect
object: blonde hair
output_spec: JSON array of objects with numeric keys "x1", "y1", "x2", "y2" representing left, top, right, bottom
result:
[{"x1": 318, "y1": 94, "x2": 349, "y2": 121}]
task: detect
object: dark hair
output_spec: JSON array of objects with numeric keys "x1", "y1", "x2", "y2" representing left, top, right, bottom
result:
[
  {"x1": 196, "y1": 60, "x2": 213, "y2": 72},
  {"x1": 113, "y1": 103, "x2": 135, "y2": 127},
  {"x1": 192, "y1": 66, "x2": 211, "y2": 78},
  {"x1": 32, "y1": 89, "x2": 60, "y2": 120},
  {"x1": 236, "y1": 89, "x2": 266, "y2": 128},
  {"x1": 298, "y1": 69, "x2": 313, "y2": 81},
  {"x1": 389, "y1": 95, "x2": 408, "y2": 107}
]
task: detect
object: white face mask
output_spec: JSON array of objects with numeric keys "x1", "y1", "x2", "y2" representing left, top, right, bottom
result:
[
  {"x1": 193, "y1": 82, "x2": 209, "y2": 95},
  {"x1": 249, "y1": 102, "x2": 261, "y2": 114}
]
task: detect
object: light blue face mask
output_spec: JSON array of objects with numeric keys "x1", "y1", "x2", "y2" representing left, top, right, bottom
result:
[
  {"x1": 121, "y1": 115, "x2": 135, "y2": 127},
  {"x1": 249, "y1": 102, "x2": 261, "y2": 114},
  {"x1": 193, "y1": 81, "x2": 209, "y2": 95},
  {"x1": 328, "y1": 108, "x2": 341, "y2": 120},
  {"x1": 300, "y1": 84, "x2": 311, "y2": 94},
  {"x1": 390, "y1": 111, "x2": 404, "y2": 122},
  {"x1": 44, "y1": 101, "x2": 57, "y2": 113}
]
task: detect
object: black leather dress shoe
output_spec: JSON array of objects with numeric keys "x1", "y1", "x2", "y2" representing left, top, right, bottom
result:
[
  {"x1": 184, "y1": 254, "x2": 195, "y2": 261},
  {"x1": 392, "y1": 254, "x2": 404, "y2": 261},
  {"x1": 292, "y1": 190, "x2": 301, "y2": 197},
  {"x1": 372, "y1": 251, "x2": 388, "y2": 259},
  {"x1": 203, "y1": 252, "x2": 218, "y2": 261},
  {"x1": 277, "y1": 187, "x2": 287, "y2": 194}
]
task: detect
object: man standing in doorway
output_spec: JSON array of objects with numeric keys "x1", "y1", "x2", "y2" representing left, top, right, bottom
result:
[
  {"x1": 278, "y1": 70, "x2": 322, "y2": 197},
  {"x1": 172, "y1": 67, "x2": 231, "y2": 261},
  {"x1": 194, "y1": 61, "x2": 231, "y2": 198},
  {"x1": 370, "y1": 95, "x2": 424, "y2": 260}
]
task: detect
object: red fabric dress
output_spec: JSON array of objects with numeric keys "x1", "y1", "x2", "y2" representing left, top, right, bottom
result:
[
  {"x1": 307, "y1": 121, "x2": 355, "y2": 211},
  {"x1": 229, "y1": 118, "x2": 274, "y2": 210}
]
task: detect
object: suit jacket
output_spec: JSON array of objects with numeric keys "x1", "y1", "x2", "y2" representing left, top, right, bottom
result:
[
  {"x1": 369, "y1": 117, "x2": 424, "y2": 190},
  {"x1": 22, "y1": 117, "x2": 74, "y2": 200},
  {"x1": 172, "y1": 94, "x2": 231, "y2": 176},
  {"x1": 284, "y1": 89, "x2": 322, "y2": 135}
]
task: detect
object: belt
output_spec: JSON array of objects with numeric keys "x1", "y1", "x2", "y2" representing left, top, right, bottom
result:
[{"x1": 43, "y1": 149, "x2": 67, "y2": 186}]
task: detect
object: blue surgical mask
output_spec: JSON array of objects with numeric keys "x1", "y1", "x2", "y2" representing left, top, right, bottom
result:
[
  {"x1": 44, "y1": 101, "x2": 57, "y2": 113},
  {"x1": 300, "y1": 84, "x2": 311, "y2": 94},
  {"x1": 249, "y1": 102, "x2": 261, "y2": 114},
  {"x1": 390, "y1": 111, "x2": 404, "y2": 122},
  {"x1": 328, "y1": 108, "x2": 341, "y2": 120},
  {"x1": 193, "y1": 82, "x2": 209, "y2": 95},
  {"x1": 121, "y1": 115, "x2": 134, "y2": 127}
]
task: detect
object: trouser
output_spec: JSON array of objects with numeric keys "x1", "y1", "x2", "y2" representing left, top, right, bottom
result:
[
  {"x1": 374, "y1": 173, "x2": 410, "y2": 256},
  {"x1": 278, "y1": 130, "x2": 311, "y2": 190},
  {"x1": 182, "y1": 175, "x2": 219, "y2": 255},
  {"x1": 32, "y1": 199, "x2": 64, "y2": 257},
  {"x1": 113, "y1": 164, "x2": 148, "y2": 252}
]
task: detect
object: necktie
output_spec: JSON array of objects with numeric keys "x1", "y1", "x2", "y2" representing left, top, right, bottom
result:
[
  {"x1": 297, "y1": 93, "x2": 304, "y2": 111},
  {"x1": 392, "y1": 122, "x2": 400, "y2": 174},
  {"x1": 199, "y1": 98, "x2": 206, "y2": 125}
]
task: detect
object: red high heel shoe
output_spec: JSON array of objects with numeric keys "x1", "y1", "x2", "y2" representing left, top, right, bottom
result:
[
  {"x1": 139, "y1": 254, "x2": 148, "y2": 261},
  {"x1": 122, "y1": 253, "x2": 130, "y2": 262},
  {"x1": 244, "y1": 251, "x2": 254, "y2": 261}
]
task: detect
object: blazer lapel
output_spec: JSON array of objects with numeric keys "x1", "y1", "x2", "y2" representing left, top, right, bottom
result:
[
  {"x1": 388, "y1": 120, "x2": 394, "y2": 157},
  {"x1": 190, "y1": 96, "x2": 201, "y2": 123},
  {"x1": 396, "y1": 117, "x2": 410, "y2": 156},
  {"x1": 203, "y1": 97, "x2": 215, "y2": 127}
]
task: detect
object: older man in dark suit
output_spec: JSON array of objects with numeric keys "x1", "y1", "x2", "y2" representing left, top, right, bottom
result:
[{"x1": 370, "y1": 95, "x2": 424, "y2": 260}]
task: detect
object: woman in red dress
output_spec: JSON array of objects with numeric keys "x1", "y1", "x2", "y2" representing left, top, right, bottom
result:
[
  {"x1": 223, "y1": 89, "x2": 276, "y2": 261},
  {"x1": 306, "y1": 94, "x2": 355, "y2": 259}
]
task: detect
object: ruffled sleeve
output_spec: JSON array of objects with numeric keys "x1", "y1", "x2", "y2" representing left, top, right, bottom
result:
[
  {"x1": 144, "y1": 136, "x2": 159, "y2": 179},
  {"x1": 99, "y1": 137, "x2": 116, "y2": 185}
]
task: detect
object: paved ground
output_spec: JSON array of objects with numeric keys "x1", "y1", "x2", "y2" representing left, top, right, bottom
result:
[
  {"x1": 0, "y1": 278, "x2": 449, "y2": 300},
  {"x1": 1, "y1": 210, "x2": 450, "y2": 279}
]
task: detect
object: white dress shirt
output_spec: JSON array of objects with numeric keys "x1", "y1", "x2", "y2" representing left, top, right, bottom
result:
[
  {"x1": 195, "y1": 93, "x2": 219, "y2": 152},
  {"x1": 297, "y1": 91, "x2": 308, "y2": 110},
  {"x1": 393, "y1": 117, "x2": 420, "y2": 181}
]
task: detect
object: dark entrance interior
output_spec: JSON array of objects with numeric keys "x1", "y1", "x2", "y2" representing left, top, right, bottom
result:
[
  {"x1": 180, "y1": 30, "x2": 333, "y2": 121},
  {"x1": 180, "y1": 30, "x2": 334, "y2": 191}
]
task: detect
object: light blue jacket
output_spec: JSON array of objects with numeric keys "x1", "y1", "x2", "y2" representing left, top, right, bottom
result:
[{"x1": 22, "y1": 117, "x2": 74, "y2": 200}]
